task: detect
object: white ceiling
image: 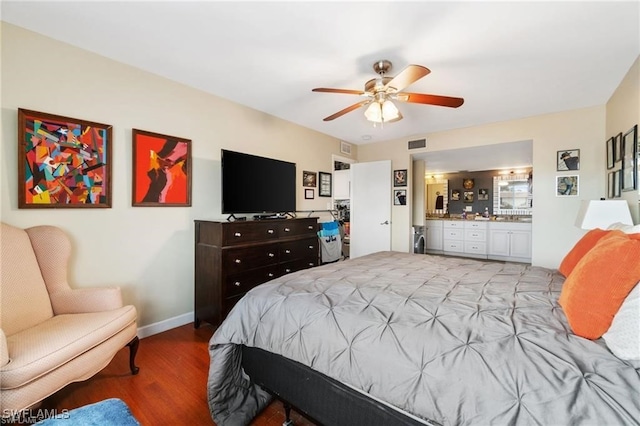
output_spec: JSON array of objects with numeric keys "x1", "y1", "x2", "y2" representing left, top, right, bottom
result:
[{"x1": 2, "y1": 1, "x2": 639, "y2": 172}]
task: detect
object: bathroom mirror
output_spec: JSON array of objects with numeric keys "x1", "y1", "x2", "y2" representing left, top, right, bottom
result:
[
  {"x1": 493, "y1": 174, "x2": 532, "y2": 215},
  {"x1": 425, "y1": 179, "x2": 448, "y2": 215}
]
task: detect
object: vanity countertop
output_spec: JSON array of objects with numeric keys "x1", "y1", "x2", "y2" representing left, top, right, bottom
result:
[{"x1": 426, "y1": 216, "x2": 532, "y2": 223}]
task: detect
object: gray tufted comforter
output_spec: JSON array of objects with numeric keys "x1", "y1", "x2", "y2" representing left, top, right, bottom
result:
[{"x1": 208, "y1": 251, "x2": 640, "y2": 425}]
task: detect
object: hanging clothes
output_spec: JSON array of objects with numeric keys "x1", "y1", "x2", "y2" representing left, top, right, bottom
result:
[{"x1": 318, "y1": 221, "x2": 342, "y2": 263}]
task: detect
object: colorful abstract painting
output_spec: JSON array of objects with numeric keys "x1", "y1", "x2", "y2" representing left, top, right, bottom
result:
[
  {"x1": 18, "y1": 109, "x2": 112, "y2": 208},
  {"x1": 132, "y1": 129, "x2": 191, "y2": 207}
]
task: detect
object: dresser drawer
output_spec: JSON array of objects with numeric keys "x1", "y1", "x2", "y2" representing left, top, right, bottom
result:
[
  {"x1": 280, "y1": 237, "x2": 318, "y2": 261},
  {"x1": 224, "y1": 265, "x2": 280, "y2": 298},
  {"x1": 277, "y1": 219, "x2": 317, "y2": 238},
  {"x1": 465, "y1": 241, "x2": 487, "y2": 254},
  {"x1": 222, "y1": 222, "x2": 279, "y2": 246},
  {"x1": 443, "y1": 241, "x2": 464, "y2": 252},
  {"x1": 281, "y1": 257, "x2": 318, "y2": 275},
  {"x1": 443, "y1": 229, "x2": 464, "y2": 240},
  {"x1": 223, "y1": 244, "x2": 279, "y2": 274}
]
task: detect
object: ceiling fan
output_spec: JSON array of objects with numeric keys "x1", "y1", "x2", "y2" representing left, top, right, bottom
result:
[{"x1": 312, "y1": 60, "x2": 464, "y2": 123}]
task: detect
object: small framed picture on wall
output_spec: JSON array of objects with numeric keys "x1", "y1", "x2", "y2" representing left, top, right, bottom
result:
[
  {"x1": 305, "y1": 188, "x2": 314, "y2": 199},
  {"x1": 557, "y1": 149, "x2": 580, "y2": 171},
  {"x1": 393, "y1": 169, "x2": 407, "y2": 187},
  {"x1": 556, "y1": 175, "x2": 578, "y2": 197}
]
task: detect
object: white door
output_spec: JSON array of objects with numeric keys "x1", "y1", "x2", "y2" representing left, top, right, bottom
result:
[{"x1": 350, "y1": 160, "x2": 392, "y2": 258}]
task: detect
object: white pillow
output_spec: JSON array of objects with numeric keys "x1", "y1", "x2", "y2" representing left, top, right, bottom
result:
[
  {"x1": 602, "y1": 283, "x2": 640, "y2": 361},
  {"x1": 607, "y1": 222, "x2": 640, "y2": 234}
]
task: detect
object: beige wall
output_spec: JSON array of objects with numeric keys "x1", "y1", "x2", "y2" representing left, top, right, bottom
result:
[
  {"x1": 0, "y1": 23, "x2": 347, "y2": 327},
  {"x1": 359, "y1": 106, "x2": 607, "y2": 269},
  {"x1": 606, "y1": 55, "x2": 640, "y2": 222}
]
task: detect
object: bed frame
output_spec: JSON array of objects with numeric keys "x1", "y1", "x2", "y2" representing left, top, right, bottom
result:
[{"x1": 241, "y1": 345, "x2": 432, "y2": 426}]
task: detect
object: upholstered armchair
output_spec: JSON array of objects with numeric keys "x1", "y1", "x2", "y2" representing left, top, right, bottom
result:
[{"x1": 0, "y1": 222, "x2": 139, "y2": 416}]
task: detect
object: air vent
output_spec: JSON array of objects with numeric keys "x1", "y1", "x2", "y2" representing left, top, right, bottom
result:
[{"x1": 408, "y1": 139, "x2": 426, "y2": 150}]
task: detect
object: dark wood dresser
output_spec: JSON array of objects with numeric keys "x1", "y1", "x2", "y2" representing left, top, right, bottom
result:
[{"x1": 194, "y1": 217, "x2": 319, "y2": 327}]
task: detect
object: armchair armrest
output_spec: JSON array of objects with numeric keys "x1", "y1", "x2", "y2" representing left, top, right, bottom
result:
[
  {"x1": 49, "y1": 287, "x2": 124, "y2": 315},
  {"x1": 1, "y1": 329, "x2": 9, "y2": 368}
]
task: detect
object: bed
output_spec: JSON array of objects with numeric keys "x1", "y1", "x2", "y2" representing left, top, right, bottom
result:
[{"x1": 207, "y1": 250, "x2": 640, "y2": 426}]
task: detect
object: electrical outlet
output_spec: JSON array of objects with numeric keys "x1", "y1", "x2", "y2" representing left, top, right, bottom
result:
[
  {"x1": 465, "y1": 206, "x2": 473, "y2": 212},
  {"x1": 326, "y1": 202, "x2": 332, "y2": 210}
]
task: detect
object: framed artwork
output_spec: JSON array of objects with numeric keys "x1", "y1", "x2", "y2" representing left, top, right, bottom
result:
[
  {"x1": 393, "y1": 169, "x2": 407, "y2": 187},
  {"x1": 557, "y1": 149, "x2": 580, "y2": 171},
  {"x1": 614, "y1": 170, "x2": 622, "y2": 198},
  {"x1": 305, "y1": 188, "x2": 314, "y2": 199},
  {"x1": 18, "y1": 108, "x2": 112, "y2": 208},
  {"x1": 607, "y1": 171, "x2": 615, "y2": 199},
  {"x1": 463, "y1": 191, "x2": 474, "y2": 203},
  {"x1": 132, "y1": 129, "x2": 191, "y2": 207},
  {"x1": 318, "y1": 171, "x2": 332, "y2": 197},
  {"x1": 614, "y1": 132, "x2": 623, "y2": 163},
  {"x1": 606, "y1": 137, "x2": 615, "y2": 169},
  {"x1": 451, "y1": 189, "x2": 461, "y2": 201},
  {"x1": 478, "y1": 188, "x2": 489, "y2": 201},
  {"x1": 393, "y1": 189, "x2": 407, "y2": 205},
  {"x1": 621, "y1": 124, "x2": 637, "y2": 191},
  {"x1": 303, "y1": 171, "x2": 317, "y2": 187},
  {"x1": 463, "y1": 178, "x2": 474, "y2": 189},
  {"x1": 556, "y1": 175, "x2": 578, "y2": 197}
]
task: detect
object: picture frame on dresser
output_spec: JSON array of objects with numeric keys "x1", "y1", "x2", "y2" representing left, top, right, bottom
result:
[
  {"x1": 132, "y1": 129, "x2": 192, "y2": 207},
  {"x1": 17, "y1": 108, "x2": 113, "y2": 208}
]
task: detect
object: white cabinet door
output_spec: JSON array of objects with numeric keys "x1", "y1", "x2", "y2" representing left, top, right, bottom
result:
[
  {"x1": 488, "y1": 222, "x2": 532, "y2": 262},
  {"x1": 426, "y1": 222, "x2": 443, "y2": 251},
  {"x1": 488, "y1": 229, "x2": 511, "y2": 257},
  {"x1": 333, "y1": 169, "x2": 350, "y2": 200},
  {"x1": 510, "y1": 230, "x2": 532, "y2": 259},
  {"x1": 350, "y1": 161, "x2": 392, "y2": 258}
]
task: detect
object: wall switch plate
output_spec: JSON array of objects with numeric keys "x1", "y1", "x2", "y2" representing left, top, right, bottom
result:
[{"x1": 465, "y1": 206, "x2": 473, "y2": 212}]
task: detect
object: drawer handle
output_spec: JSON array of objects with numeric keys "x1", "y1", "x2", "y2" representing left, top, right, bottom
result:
[
  {"x1": 284, "y1": 227, "x2": 291, "y2": 232},
  {"x1": 268, "y1": 273, "x2": 274, "y2": 278},
  {"x1": 285, "y1": 249, "x2": 291, "y2": 254},
  {"x1": 285, "y1": 268, "x2": 292, "y2": 273},
  {"x1": 472, "y1": 233, "x2": 479, "y2": 237},
  {"x1": 268, "y1": 253, "x2": 275, "y2": 257},
  {"x1": 308, "y1": 225, "x2": 313, "y2": 229},
  {"x1": 308, "y1": 262, "x2": 314, "y2": 266},
  {"x1": 234, "y1": 281, "x2": 241, "y2": 287},
  {"x1": 308, "y1": 245, "x2": 314, "y2": 249},
  {"x1": 234, "y1": 232, "x2": 242, "y2": 237},
  {"x1": 267, "y1": 229, "x2": 274, "y2": 234},
  {"x1": 234, "y1": 259, "x2": 241, "y2": 264}
]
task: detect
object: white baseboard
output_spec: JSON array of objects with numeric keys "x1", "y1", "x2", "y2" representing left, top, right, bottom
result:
[{"x1": 137, "y1": 311, "x2": 194, "y2": 339}]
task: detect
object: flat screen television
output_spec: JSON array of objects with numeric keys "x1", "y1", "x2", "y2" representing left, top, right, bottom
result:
[{"x1": 221, "y1": 149, "x2": 296, "y2": 215}]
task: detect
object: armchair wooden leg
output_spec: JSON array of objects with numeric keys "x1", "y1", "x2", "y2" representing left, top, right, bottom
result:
[{"x1": 127, "y1": 336, "x2": 140, "y2": 375}]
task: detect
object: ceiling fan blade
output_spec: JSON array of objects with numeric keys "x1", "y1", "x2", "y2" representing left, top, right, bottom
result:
[
  {"x1": 384, "y1": 65, "x2": 430, "y2": 92},
  {"x1": 397, "y1": 92, "x2": 464, "y2": 108},
  {"x1": 312, "y1": 88, "x2": 365, "y2": 95},
  {"x1": 322, "y1": 100, "x2": 370, "y2": 121}
]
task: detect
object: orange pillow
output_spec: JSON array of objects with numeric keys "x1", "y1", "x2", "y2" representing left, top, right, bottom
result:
[
  {"x1": 558, "y1": 228, "x2": 610, "y2": 277},
  {"x1": 559, "y1": 231, "x2": 640, "y2": 339}
]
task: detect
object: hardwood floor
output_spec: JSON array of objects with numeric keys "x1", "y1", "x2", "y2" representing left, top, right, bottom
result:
[{"x1": 41, "y1": 323, "x2": 315, "y2": 426}]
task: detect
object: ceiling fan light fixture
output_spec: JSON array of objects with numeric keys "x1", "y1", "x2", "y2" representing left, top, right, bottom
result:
[
  {"x1": 364, "y1": 99, "x2": 401, "y2": 124},
  {"x1": 364, "y1": 102, "x2": 382, "y2": 122}
]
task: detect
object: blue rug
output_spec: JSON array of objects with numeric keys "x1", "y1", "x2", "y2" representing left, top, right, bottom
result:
[{"x1": 36, "y1": 398, "x2": 140, "y2": 426}]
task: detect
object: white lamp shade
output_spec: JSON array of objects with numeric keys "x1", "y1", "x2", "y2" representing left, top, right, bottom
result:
[{"x1": 575, "y1": 200, "x2": 633, "y2": 229}]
